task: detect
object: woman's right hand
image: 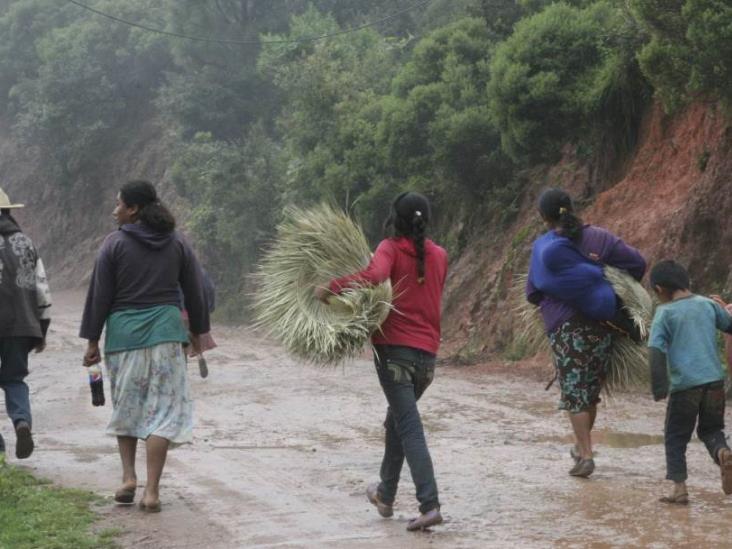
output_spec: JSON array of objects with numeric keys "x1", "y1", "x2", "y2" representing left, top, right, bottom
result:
[
  {"x1": 188, "y1": 334, "x2": 202, "y2": 357},
  {"x1": 83, "y1": 341, "x2": 101, "y2": 367},
  {"x1": 314, "y1": 285, "x2": 331, "y2": 303}
]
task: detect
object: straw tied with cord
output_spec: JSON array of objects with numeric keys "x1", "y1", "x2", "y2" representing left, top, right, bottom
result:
[
  {"x1": 514, "y1": 266, "x2": 652, "y2": 393},
  {"x1": 253, "y1": 204, "x2": 393, "y2": 365}
]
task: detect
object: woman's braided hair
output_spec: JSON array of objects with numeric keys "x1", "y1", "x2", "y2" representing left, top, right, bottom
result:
[{"x1": 387, "y1": 191, "x2": 431, "y2": 284}]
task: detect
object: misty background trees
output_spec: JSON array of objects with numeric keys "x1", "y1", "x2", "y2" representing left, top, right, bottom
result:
[{"x1": 0, "y1": 0, "x2": 729, "y2": 317}]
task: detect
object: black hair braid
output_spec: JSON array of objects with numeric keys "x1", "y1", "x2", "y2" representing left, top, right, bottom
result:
[
  {"x1": 413, "y1": 213, "x2": 427, "y2": 284},
  {"x1": 558, "y1": 209, "x2": 583, "y2": 243},
  {"x1": 387, "y1": 191, "x2": 431, "y2": 284}
]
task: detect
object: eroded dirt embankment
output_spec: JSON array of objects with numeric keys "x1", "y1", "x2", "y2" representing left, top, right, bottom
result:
[{"x1": 441, "y1": 100, "x2": 732, "y2": 359}]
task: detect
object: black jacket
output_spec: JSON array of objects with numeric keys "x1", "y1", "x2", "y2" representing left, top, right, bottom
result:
[{"x1": 0, "y1": 214, "x2": 51, "y2": 340}]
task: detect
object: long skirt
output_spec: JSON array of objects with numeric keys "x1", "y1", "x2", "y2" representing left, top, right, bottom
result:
[
  {"x1": 105, "y1": 342, "x2": 193, "y2": 445},
  {"x1": 548, "y1": 317, "x2": 612, "y2": 413}
]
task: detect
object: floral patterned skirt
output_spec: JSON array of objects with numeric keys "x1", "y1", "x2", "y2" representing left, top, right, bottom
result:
[
  {"x1": 105, "y1": 342, "x2": 193, "y2": 445},
  {"x1": 548, "y1": 317, "x2": 612, "y2": 413}
]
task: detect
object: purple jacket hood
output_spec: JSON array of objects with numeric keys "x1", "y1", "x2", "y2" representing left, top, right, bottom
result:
[{"x1": 120, "y1": 223, "x2": 174, "y2": 250}]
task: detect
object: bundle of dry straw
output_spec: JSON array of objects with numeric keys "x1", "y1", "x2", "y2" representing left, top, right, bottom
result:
[
  {"x1": 253, "y1": 204, "x2": 392, "y2": 365},
  {"x1": 515, "y1": 265, "x2": 652, "y2": 392}
]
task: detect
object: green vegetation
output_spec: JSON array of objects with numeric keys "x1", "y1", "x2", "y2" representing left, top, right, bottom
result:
[
  {"x1": 0, "y1": 461, "x2": 117, "y2": 549},
  {"x1": 631, "y1": 0, "x2": 732, "y2": 111},
  {"x1": 0, "y1": 0, "x2": 729, "y2": 316}
]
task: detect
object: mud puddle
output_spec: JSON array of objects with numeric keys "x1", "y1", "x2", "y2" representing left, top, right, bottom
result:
[{"x1": 539, "y1": 429, "x2": 665, "y2": 449}]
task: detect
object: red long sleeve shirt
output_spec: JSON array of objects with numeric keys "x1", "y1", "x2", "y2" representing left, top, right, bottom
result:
[{"x1": 329, "y1": 237, "x2": 448, "y2": 354}]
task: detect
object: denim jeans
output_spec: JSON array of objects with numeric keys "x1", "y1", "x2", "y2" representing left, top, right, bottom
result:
[
  {"x1": 665, "y1": 380, "x2": 729, "y2": 482},
  {"x1": 373, "y1": 344, "x2": 439, "y2": 514},
  {"x1": 0, "y1": 337, "x2": 34, "y2": 453}
]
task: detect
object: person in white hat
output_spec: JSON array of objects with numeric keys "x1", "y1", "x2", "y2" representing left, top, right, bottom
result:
[{"x1": 0, "y1": 187, "x2": 52, "y2": 460}]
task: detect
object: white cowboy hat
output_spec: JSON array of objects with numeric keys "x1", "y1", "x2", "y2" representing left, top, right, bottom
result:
[{"x1": 0, "y1": 187, "x2": 24, "y2": 209}]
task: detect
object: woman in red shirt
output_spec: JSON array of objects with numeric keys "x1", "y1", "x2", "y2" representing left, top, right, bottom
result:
[{"x1": 318, "y1": 192, "x2": 448, "y2": 531}]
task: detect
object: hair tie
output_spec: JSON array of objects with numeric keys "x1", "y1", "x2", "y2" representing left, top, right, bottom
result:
[{"x1": 559, "y1": 207, "x2": 568, "y2": 215}]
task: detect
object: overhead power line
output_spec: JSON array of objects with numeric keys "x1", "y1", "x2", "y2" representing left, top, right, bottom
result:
[{"x1": 66, "y1": 0, "x2": 433, "y2": 46}]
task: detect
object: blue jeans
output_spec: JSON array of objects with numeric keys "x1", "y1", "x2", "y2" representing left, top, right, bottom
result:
[
  {"x1": 0, "y1": 337, "x2": 34, "y2": 453},
  {"x1": 374, "y1": 344, "x2": 439, "y2": 514},
  {"x1": 665, "y1": 380, "x2": 729, "y2": 482}
]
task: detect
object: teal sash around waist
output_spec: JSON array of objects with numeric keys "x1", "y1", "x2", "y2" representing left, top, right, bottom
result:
[{"x1": 104, "y1": 305, "x2": 188, "y2": 354}]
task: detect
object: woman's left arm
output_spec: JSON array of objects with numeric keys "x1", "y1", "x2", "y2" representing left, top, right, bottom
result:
[
  {"x1": 603, "y1": 238, "x2": 647, "y2": 281},
  {"x1": 179, "y1": 240, "x2": 211, "y2": 336}
]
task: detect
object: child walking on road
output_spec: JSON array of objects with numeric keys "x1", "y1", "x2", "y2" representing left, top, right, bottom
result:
[{"x1": 648, "y1": 260, "x2": 732, "y2": 504}]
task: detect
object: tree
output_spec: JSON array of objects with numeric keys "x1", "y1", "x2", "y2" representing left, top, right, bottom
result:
[
  {"x1": 170, "y1": 126, "x2": 284, "y2": 317},
  {"x1": 487, "y1": 1, "x2": 647, "y2": 164},
  {"x1": 631, "y1": 0, "x2": 732, "y2": 110}
]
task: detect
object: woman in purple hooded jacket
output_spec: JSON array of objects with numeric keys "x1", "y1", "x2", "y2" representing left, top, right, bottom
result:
[
  {"x1": 80, "y1": 181, "x2": 209, "y2": 512},
  {"x1": 526, "y1": 189, "x2": 646, "y2": 478}
]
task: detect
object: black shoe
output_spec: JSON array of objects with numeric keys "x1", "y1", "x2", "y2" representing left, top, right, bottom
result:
[{"x1": 15, "y1": 421, "x2": 34, "y2": 459}]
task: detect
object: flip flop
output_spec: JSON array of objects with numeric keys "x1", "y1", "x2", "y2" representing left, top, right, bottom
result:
[
  {"x1": 720, "y1": 448, "x2": 732, "y2": 495},
  {"x1": 114, "y1": 486, "x2": 136, "y2": 504},
  {"x1": 138, "y1": 500, "x2": 161, "y2": 513},
  {"x1": 659, "y1": 493, "x2": 689, "y2": 505}
]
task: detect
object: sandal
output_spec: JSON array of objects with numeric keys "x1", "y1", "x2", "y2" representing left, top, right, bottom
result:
[
  {"x1": 570, "y1": 447, "x2": 598, "y2": 463},
  {"x1": 406, "y1": 508, "x2": 443, "y2": 532},
  {"x1": 366, "y1": 482, "x2": 393, "y2": 518},
  {"x1": 114, "y1": 486, "x2": 136, "y2": 504},
  {"x1": 138, "y1": 500, "x2": 161, "y2": 513},
  {"x1": 569, "y1": 458, "x2": 595, "y2": 478},
  {"x1": 659, "y1": 493, "x2": 689, "y2": 505}
]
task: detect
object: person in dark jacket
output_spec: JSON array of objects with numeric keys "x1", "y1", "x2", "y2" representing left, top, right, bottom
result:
[
  {"x1": 80, "y1": 180, "x2": 209, "y2": 512},
  {"x1": 0, "y1": 187, "x2": 51, "y2": 460},
  {"x1": 526, "y1": 188, "x2": 646, "y2": 478},
  {"x1": 316, "y1": 192, "x2": 448, "y2": 531}
]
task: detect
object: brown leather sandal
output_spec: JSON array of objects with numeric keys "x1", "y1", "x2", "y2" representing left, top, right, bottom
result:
[
  {"x1": 138, "y1": 500, "x2": 161, "y2": 513},
  {"x1": 114, "y1": 486, "x2": 136, "y2": 504}
]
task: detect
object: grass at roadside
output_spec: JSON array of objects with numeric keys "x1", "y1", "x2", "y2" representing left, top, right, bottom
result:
[{"x1": 0, "y1": 456, "x2": 118, "y2": 549}]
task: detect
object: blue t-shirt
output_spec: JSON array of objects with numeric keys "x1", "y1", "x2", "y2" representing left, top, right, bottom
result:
[{"x1": 648, "y1": 295, "x2": 732, "y2": 393}]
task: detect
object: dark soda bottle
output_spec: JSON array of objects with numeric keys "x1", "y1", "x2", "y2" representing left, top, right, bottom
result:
[{"x1": 88, "y1": 365, "x2": 105, "y2": 407}]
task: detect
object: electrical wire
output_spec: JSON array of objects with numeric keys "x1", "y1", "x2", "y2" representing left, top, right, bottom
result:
[{"x1": 66, "y1": 0, "x2": 433, "y2": 46}]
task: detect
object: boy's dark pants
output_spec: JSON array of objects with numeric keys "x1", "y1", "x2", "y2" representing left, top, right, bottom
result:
[
  {"x1": 0, "y1": 337, "x2": 34, "y2": 454},
  {"x1": 373, "y1": 344, "x2": 439, "y2": 514},
  {"x1": 665, "y1": 380, "x2": 729, "y2": 482}
]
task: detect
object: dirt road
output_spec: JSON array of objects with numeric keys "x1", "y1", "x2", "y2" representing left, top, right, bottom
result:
[{"x1": 4, "y1": 292, "x2": 732, "y2": 548}]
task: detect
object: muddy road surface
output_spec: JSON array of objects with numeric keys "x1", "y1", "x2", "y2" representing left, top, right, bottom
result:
[{"x1": 4, "y1": 292, "x2": 732, "y2": 548}]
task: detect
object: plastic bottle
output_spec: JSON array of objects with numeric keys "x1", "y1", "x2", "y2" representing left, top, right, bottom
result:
[{"x1": 88, "y1": 364, "x2": 105, "y2": 407}]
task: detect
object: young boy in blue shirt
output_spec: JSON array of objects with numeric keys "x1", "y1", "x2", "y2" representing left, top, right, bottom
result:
[{"x1": 648, "y1": 260, "x2": 732, "y2": 504}]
